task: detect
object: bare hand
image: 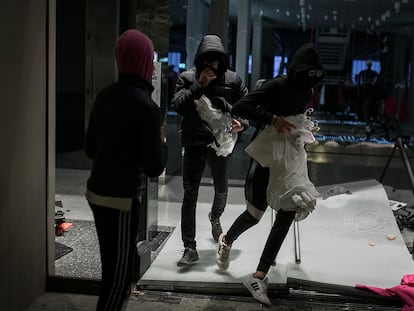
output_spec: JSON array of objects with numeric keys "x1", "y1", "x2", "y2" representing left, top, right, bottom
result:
[
  {"x1": 231, "y1": 118, "x2": 244, "y2": 133},
  {"x1": 199, "y1": 67, "x2": 217, "y2": 87},
  {"x1": 272, "y1": 115, "x2": 296, "y2": 133}
]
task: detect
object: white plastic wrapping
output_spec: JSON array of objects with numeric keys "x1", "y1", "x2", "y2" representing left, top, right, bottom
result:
[
  {"x1": 195, "y1": 95, "x2": 237, "y2": 157},
  {"x1": 245, "y1": 109, "x2": 320, "y2": 221}
]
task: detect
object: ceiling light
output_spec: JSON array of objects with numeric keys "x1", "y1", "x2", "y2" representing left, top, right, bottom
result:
[
  {"x1": 358, "y1": 16, "x2": 363, "y2": 21},
  {"x1": 286, "y1": 11, "x2": 290, "y2": 16}
]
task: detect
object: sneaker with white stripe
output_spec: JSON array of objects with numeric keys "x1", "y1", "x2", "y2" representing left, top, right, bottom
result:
[{"x1": 243, "y1": 275, "x2": 271, "y2": 306}]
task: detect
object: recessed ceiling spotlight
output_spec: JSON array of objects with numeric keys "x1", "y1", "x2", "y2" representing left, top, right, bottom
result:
[
  {"x1": 276, "y1": 8, "x2": 280, "y2": 13},
  {"x1": 358, "y1": 16, "x2": 363, "y2": 21},
  {"x1": 324, "y1": 15, "x2": 328, "y2": 20},
  {"x1": 286, "y1": 10, "x2": 290, "y2": 16},
  {"x1": 367, "y1": 16, "x2": 371, "y2": 22}
]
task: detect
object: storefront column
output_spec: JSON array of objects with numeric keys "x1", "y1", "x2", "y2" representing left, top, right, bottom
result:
[
  {"x1": 235, "y1": 0, "x2": 251, "y2": 83},
  {"x1": 392, "y1": 34, "x2": 408, "y2": 121},
  {"x1": 251, "y1": 12, "x2": 263, "y2": 90},
  {"x1": 209, "y1": 0, "x2": 229, "y2": 47},
  {"x1": 185, "y1": 0, "x2": 209, "y2": 69}
]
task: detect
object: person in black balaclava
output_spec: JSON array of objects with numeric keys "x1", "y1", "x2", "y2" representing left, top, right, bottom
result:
[
  {"x1": 173, "y1": 35, "x2": 248, "y2": 266},
  {"x1": 216, "y1": 43, "x2": 325, "y2": 306}
]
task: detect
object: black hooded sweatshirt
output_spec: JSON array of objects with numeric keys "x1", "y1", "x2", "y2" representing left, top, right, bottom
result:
[
  {"x1": 173, "y1": 35, "x2": 249, "y2": 146},
  {"x1": 232, "y1": 43, "x2": 324, "y2": 139}
]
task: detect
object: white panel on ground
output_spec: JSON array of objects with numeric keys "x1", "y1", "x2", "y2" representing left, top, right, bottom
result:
[{"x1": 287, "y1": 179, "x2": 414, "y2": 292}]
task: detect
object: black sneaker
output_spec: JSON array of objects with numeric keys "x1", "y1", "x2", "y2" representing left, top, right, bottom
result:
[
  {"x1": 208, "y1": 212, "x2": 223, "y2": 242},
  {"x1": 177, "y1": 247, "x2": 199, "y2": 266}
]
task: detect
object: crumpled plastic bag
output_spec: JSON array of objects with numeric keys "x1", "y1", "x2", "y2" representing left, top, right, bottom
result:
[
  {"x1": 245, "y1": 109, "x2": 320, "y2": 221},
  {"x1": 195, "y1": 95, "x2": 237, "y2": 157}
]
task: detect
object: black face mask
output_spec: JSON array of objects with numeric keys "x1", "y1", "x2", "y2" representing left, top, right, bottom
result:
[
  {"x1": 294, "y1": 70, "x2": 324, "y2": 89},
  {"x1": 202, "y1": 62, "x2": 221, "y2": 76},
  {"x1": 205, "y1": 66, "x2": 220, "y2": 76}
]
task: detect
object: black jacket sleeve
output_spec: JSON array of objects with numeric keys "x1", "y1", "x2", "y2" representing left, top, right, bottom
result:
[
  {"x1": 231, "y1": 79, "x2": 275, "y2": 126},
  {"x1": 173, "y1": 71, "x2": 204, "y2": 116}
]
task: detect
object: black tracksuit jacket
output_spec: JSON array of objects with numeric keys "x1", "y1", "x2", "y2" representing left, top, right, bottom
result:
[{"x1": 85, "y1": 73, "x2": 167, "y2": 198}]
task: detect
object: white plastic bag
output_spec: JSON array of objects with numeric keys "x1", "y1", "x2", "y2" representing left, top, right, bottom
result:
[
  {"x1": 195, "y1": 95, "x2": 237, "y2": 157},
  {"x1": 245, "y1": 109, "x2": 320, "y2": 221}
]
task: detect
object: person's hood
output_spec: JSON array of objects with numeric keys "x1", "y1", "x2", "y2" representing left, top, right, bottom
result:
[
  {"x1": 115, "y1": 29, "x2": 154, "y2": 81},
  {"x1": 194, "y1": 34, "x2": 228, "y2": 77},
  {"x1": 288, "y1": 43, "x2": 325, "y2": 89}
]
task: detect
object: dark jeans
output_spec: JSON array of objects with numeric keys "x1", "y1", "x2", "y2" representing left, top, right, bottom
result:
[
  {"x1": 89, "y1": 198, "x2": 140, "y2": 311},
  {"x1": 225, "y1": 158, "x2": 296, "y2": 274},
  {"x1": 181, "y1": 145, "x2": 229, "y2": 249}
]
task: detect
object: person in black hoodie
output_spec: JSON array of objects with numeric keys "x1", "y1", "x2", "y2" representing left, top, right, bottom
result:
[
  {"x1": 84, "y1": 29, "x2": 167, "y2": 311},
  {"x1": 216, "y1": 43, "x2": 324, "y2": 306},
  {"x1": 173, "y1": 34, "x2": 248, "y2": 266}
]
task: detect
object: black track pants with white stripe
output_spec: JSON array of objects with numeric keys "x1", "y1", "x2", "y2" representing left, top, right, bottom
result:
[{"x1": 90, "y1": 199, "x2": 140, "y2": 311}]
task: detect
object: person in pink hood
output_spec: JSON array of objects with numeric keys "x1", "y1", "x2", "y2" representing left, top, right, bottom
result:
[{"x1": 85, "y1": 29, "x2": 167, "y2": 311}]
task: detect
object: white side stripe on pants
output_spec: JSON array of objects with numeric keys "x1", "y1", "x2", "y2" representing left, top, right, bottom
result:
[{"x1": 104, "y1": 210, "x2": 131, "y2": 311}]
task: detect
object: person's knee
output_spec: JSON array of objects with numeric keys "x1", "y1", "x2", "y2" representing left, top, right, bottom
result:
[{"x1": 246, "y1": 201, "x2": 266, "y2": 221}]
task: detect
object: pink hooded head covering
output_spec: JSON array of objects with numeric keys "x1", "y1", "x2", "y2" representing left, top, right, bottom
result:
[{"x1": 115, "y1": 29, "x2": 154, "y2": 81}]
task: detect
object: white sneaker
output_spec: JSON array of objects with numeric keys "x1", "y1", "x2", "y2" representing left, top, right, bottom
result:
[
  {"x1": 216, "y1": 233, "x2": 231, "y2": 270},
  {"x1": 243, "y1": 275, "x2": 271, "y2": 306}
]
